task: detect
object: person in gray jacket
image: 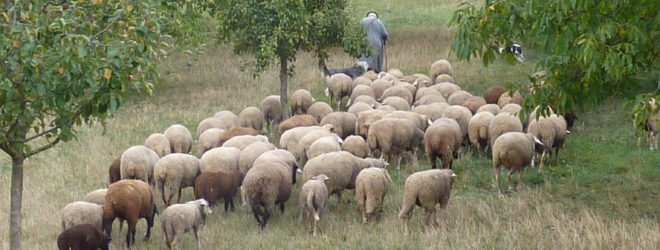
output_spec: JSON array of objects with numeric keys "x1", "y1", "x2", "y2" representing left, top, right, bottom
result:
[{"x1": 360, "y1": 11, "x2": 389, "y2": 73}]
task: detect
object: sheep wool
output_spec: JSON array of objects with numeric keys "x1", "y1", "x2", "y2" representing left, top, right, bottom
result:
[
  {"x1": 102, "y1": 179, "x2": 157, "y2": 248},
  {"x1": 61, "y1": 201, "x2": 104, "y2": 230},
  {"x1": 399, "y1": 169, "x2": 456, "y2": 234},
  {"x1": 306, "y1": 102, "x2": 334, "y2": 123},
  {"x1": 299, "y1": 174, "x2": 331, "y2": 236},
  {"x1": 164, "y1": 124, "x2": 193, "y2": 154},
  {"x1": 160, "y1": 199, "x2": 212, "y2": 250},
  {"x1": 153, "y1": 153, "x2": 201, "y2": 206},
  {"x1": 119, "y1": 145, "x2": 159, "y2": 185},
  {"x1": 239, "y1": 106, "x2": 265, "y2": 132},
  {"x1": 355, "y1": 167, "x2": 391, "y2": 224},
  {"x1": 144, "y1": 133, "x2": 171, "y2": 158},
  {"x1": 342, "y1": 135, "x2": 370, "y2": 158}
]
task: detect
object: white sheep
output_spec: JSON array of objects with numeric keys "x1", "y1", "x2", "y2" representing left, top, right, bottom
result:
[
  {"x1": 164, "y1": 124, "x2": 193, "y2": 154},
  {"x1": 154, "y1": 153, "x2": 201, "y2": 206},
  {"x1": 355, "y1": 167, "x2": 391, "y2": 224},
  {"x1": 160, "y1": 199, "x2": 212, "y2": 250},
  {"x1": 199, "y1": 147, "x2": 241, "y2": 173},
  {"x1": 299, "y1": 174, "x2": 331, "y2": 236},
  {"x1": 61, "y1": 201, "x2": 104, "y2": 230},
  {"x1": 144, "y1": 133, "x2": 171, "y2": 158},
  {"x1": 492, "y1": 132, "x2": 542, "y2": 193},
  {"x1": 120, "y1": 145, "x2": 160, "y2": 185},
  {"x1": 398, "y1": 169, "x2": 456, "y2": 234}
]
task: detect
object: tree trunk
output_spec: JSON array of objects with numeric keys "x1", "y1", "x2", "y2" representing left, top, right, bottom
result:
[
  {"x1": 10, "y1": 156, "x2": 24, "y2": 250},
  {"x1": 279, "y1": 56, "x2": 289, "y2": 119}
]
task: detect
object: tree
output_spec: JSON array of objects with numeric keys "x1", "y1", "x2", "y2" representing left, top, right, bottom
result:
[
  {"x1": 0, "y1": 1, "x2": 206, "y2": 249},
  {"x1": 449, "y1": 0, "x2": 659, "y2": 122},
  {"x1": 214, "y1": 0, "x2": 369, "y2": 117}
]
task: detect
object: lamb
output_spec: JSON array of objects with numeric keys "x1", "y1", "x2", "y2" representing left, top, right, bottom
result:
[
  {"x1": 348, "y1": 102, "x2": 374, "y2": 117},
  {"x1": 243, "y1": 149, "x2": 298, "y2": 229},
  {"x1": 399, "y1": 169, "x2": 456, "y2": 234},
  {"x1": 356, "y1": 109, "x2": 392, "y2": 139},
  {"x1": 160, "y1": 199, "x2": 212, "y2": 250},
  {"x1": 381, "y1": 85, "x2": 413, "y2": 105},
  {"x1": 349, "y1": 85, "x2": 375, "y2": 104},
  {"x1": 424, "y1": 118, "x2": 462, "y2": 169},
  {"x1": 307, "y1": 135, "x2": 343, "y2": 160},
  {"x1": 371, "y1": 79, "x2": 394, "y2": 100},
  {"x1": 483, "y1": 86, "x2": 506, "y2": 104},
  {"x1": 238, "y1": 142, "x2": 277, "y2": 180},
  {"x1": 434, "y1": 74, "x2": 455, "y2": 84},
  {"x1": 102, "y1": 179, "x2": 157, "y2": 248},
  {"x1": 61, "y1": 201, "x2": 104, "y2": 230},
  {"x1": 381, "y1": 96, "x2": 411, "y2": 111},
  {"x1": 441, "y1": 105, "x2": 473, "y2": 139},
  {"x1": 447, "y1": 90, "x2": 473, "y2": 106},
  {"x1": 492, "y1": 132, "x2": 542, "y2": 193},
  {"x1": 217, "y1": 127, "x2": 261, "y2": 146},
  {"x1": 299, "y1": 174, "x2": 331, "y2": 236},
  {"x1": 326, "y1": 73, "x2": 353, "y2": 110},
  {"x1": 468, "y1": 112, "x2": 495, "y2": 156},
  {"x1": 353, "y1": 95, "x2": 380, "y2": 108},
  {"x1": 119, "y1": 145, "x2": 159, "y2": 185},
  {"x1": 476, "y1": 104, "x2": 500, "y2": 115},
  {"x1": 195, "y1": 128, "x2": 224, "y2": 157},
  {"x1": 194, "y1": 170, "x2": 241, "y2": 212},
  {"x1": 413, "y1": 103, "x2": 450, "y2": 122},
  {"x1": 261, "y1": 95, "x2": 283, "y2": 131},
  {"x1": 144, "y1": 133, "x2": 171, "y2": 157},
  {"x1": 200, "y1": 147, "x2": 241, "y2": 173},
  {"x1": 278, "y1": 114, "x2": 319, "y2": 135},
  {"x1": 154, "y1": 153, "x2": 201, "y2": 206},
  {"x1": 290, "y1": 89, "x2": 315, "y2": 115},
  {"x1": 195, "y1": 117, "x2": 225, "y2": 140},
  {"x1": 320, "y1": 111, "x2": 357, "y2": 139},
  {"x1": 302, "y1": 151, "x2": 387, "y2": 201},
  {"x1": 82, "y1": 189, "x2": 108, "y2": 205},
  {"x1": 429, "y1": 59, "x2": 453, "y2": 83},
  {"x1": 432, "y1": 82, "x2": 461, "y2": 99},
  {"x1": 222, "y1": 135, "x2": 269, "y2": 150},
  {"x1": 342, "y1": 135, "x2": 370, "y2": 158},
  {"x1": 213, "y1": 111, "x2": 240, "y2": 130},
  {"x1": 239, "y1": 106, "x2": 265, "y2": 132},
  {"x1": 488, "y1": 112, "x2": 524, "y2": 150},
  {"x1": 108, "y1": 157, "x2": 121, "y2": 184},
  {"x1": 367, "y1": 118, "x2": 424, "y2": 169},
  {"x1": 57, "y1": 224, "x2": 109, "y2": 250},
  {"x1": 462, "y1": 96, "x2": 487, "y2": 114},
  {"x1": 355, "y1": 167, "x2": 391, "y2": 224},
  {"x1": 164, "y1": 124, "x2": 193, "y2": 154}
]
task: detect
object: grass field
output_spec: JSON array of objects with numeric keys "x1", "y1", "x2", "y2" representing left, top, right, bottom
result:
[{"x1": 1, "y1": 0, "x2": 659, "y2": 249}]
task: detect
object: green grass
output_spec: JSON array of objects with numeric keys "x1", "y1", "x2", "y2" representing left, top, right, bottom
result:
[{"x1": 1, "y1": 0, "x2": 659, "y2": 249}]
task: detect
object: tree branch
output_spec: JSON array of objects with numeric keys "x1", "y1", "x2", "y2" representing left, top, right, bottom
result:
[
  {"x1": 41, "y1": 0, "x2": 67, "y2": 13},
  {"x1": 10, "y1": 127, "x2": 58, "y2": 143},
  {"x1": 26, "y1": 137, "x2": 61, "y2": 158},
  {"x1": 89, "y1": 1, "x2": 136, "y2": 41}
]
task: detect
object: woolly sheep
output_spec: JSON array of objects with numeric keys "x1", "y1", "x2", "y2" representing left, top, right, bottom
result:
[
  {"x1": 468, "y1": 112, "x2": 495, "y2": 156},
  {"x1": 424, "y1": 118, "x2": 462, "y2": 169},
  {"x1": 307, "y1": 135, "x2": 343, "y2": 160},
  {"x1": 213, "y1": 111, "x2": 240, "y2": 130},
  {"x1": 432, "y1": 82, "x2": 461, "y2": 99},
  {"x1": 279, "y1": 114, "x2": 319, "y2": 135},
  {"x1": 383, "y1": 111, "x2": 430, "y2": 132},
  {"x1": 222, "y1": 135, "x2": 269, "y2": 150},
  {"x1": 488, "y1": 112, "x2": 524, "y2": 150},
  {"x1": 399, "y1": 169, "x2": 456, "y2": 234},
  {"x1": 154, "y1": 153, "x2": 201, "y2": 206},
  {"x1": 196, "y1": 128, "x2": 224, "y2": 157},
  {"x1": 217, "y1": 127, "x2": 261, "y2": 146},
  {"x1": 299, "y1": 174, "x2": 331, "y2": 236},
  {"x1": 430, "y1": 59, "x2": 453, "y2": 83},
  {"x1": 356, "y1": 110, "x2": 392, "y2": 138},
  {"x1": 492, "y1": 132, "x2": 542, "y2": 193},
  {"x1": 548, "y1": 114, "x2": 569, "y2": 164},
  {"x1": 160, "y1": 199, "x2": 212, "y2": 250},
  {"x1": 497, "y1": 91, "x2": 523, "y2": 107},
  {"x1": 434, "y1": 74, "x2": 455, "y2": 84},
  {"x1": 462, "y1": 96, "x2": 487, "y2": 114},
  {"x1": 363, "y1": 70, "x2": 378, "y2": 81},
  {"x1": 200, "y1": 147, "x2": 241, "y2": 173},
  {"x1": 371, "y1": 79, "x2": 394, "y2": 100},
  {"x1": 367, "y1": 118, "x2": 424, "y2": 169},
  {"x1": 279, "y1": 124, "x2": 334, "y2": 152},
  {"x1": 57, "y1": 224, "x2": 109, "y2": 250},
  {"x1": 447, "y1": 90, "x2": 473, "y2": 106},
  {"x1": 119, "y1": 145, "x2": 159, "y2": 185},
  {"x1": 484, "y1": 86, "x2": 506, "y2": 104},
  {"x1": 500, "y1": 103, "x2": 522, "y2": 115},
  {"x1": 381, "y1": 85, "x2": 413, "y2": 105},
  {"x1": 355, "y1": 167, "x2": 391, "y2": 224},
  {"x1": 194, "y1": 170, "x2": 241, "y2": 212},
  {"x1": 238, "y1": 141, "x2": 277, "y2": 180},
  {"x1": 240, "y1": 106, "x2": 265, "y2": 132},
  {"x1": 348, "y1": 102, "x2": 374, "y2": 117},
  {"x1": 195, "y1": 117, "x2": 225, "y2": 140},
  {"x1": 352, "y1": 76, "x2": 373, "y2": 88},
  {"x1": 326, "y1": 73, "x2": 353, "y2": 110},
  {"x1": 61, "y1": 201, "x2": 104, "y2": 230},
  {"x1": 108, "y1": 157, "x2": 121, "y2": 184},
  {"x1": 377, "y1": 105, "x2": 396, "y2": 111},
  {"x1": 414, "y1": 94, "x2": 446, "y2": 106},
  {"x1": 378, "y1": 72, "x2": 397, "y2": 82},
  {"x1": 527, "y1": 116, "x2": 555, "y2": 171},
  {"x1": 306, "y1": 102, "x2": 333, "y2": 123},
  {"x1": 290, "y1": 89, "x2": 315, "y2": 115},
  {"x1": 350, "y1": 85, "x2": 375, "y2": 104},
  {"x1": 102, "y1": 179, "x2": 157, "y2": 248},
  {"x1": 353, "y1": 95, "x2": 380, "y2": 108},
  {"x1": 415, "y1": 87, "x2": 443, "y2": 101},
  {"x1": 302, "y1": 151, "x2": 387, "y2": 201},
  {"x1": 441, "y1": 105, "x2": 473, "y2": 139},
  {"x1": 342, "y1": 135, "x2": 369, "y2": 158},
  {"x1": 295, "y1": 128, "x2": 340, "y2": 165},
  {"x1": 82, "y1": 189, "x2": 108, "y2": 205},
  {"x1": 144, "y1": 133, "x2": 171, "y2": 158},
  {"x1": 243, "y1": 149, "x2": 298, "y2": 229},
  {"x1": 413, "y1": 103, "x2": 450, "y2": 122},
  {"x1": 476, "y1": 104, "x2": 500, "y2": 115},
  {"x1": 261, "y1": 95, "x2": 283, "y2": 130},
  {"x1": 382, "y1": 96, "x2": 411, "y2": 111},
  {"x1": 320, "y1": 112, "x2": 357, "y2": 139},
  {"x1": 387, "y1": 68, "x2": 404, "y2": 79},
  {"x1": 164, "y1": 124, "x2": 193, "y2": 154},
  {"x1": 412, "y1": 73, "x2": 432, "y2": 84}
]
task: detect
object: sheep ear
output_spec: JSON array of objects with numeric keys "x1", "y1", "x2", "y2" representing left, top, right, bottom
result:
[
  {"x1": 427, "y1": 119, "x2": 433, "y2": 125},
  {"x1": 451, "y1": 173, "x2": 457, "y2": 177},
  {"x1": 324, "y1": 88, "x2": 330, "y2": 97},
  {"x1": 296, "y1": 168, "x2": 304, "y2": 173},
  {"x1": 336, "y1": 136, "x2": 344, "y2": 144},
  {"x1": 566, "y1": 130, "x2": 571, "y2": 134},
  {"x1": 533, "y1": 136, "x2": 544, "y2": 146},
  {"x1": 412, "y1": 80, "x2": 418, "y2": 86}
]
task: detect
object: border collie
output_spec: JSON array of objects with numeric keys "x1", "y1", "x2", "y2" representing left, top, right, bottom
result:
[
  {"x1": 319, "y1": 60, "x2": 368, "y2": 80},
  {"x1": 499, "y1": 43, "x2": 525, "y2": 62}
]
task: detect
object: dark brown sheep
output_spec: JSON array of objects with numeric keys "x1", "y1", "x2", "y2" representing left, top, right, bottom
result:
[
  {"x1": 194, "y1": 170, "x2": 241, "y2": 212},
  {"x1": 108, "y1": 157, "x2": 121, "y2": 184},
  {"x1": 278, "y1": 114, "x2": 319, "y2": 135},
  {"x1": 217, "y1": 127, "x2": 261, "y2": 146},
  {"x1": 102, "y1": 179, "x2": 158, "y2": 248},
  {"x1": 483, "y1": 86, "x2": 506, "y2": 104},
  {"x1": 57, "y1": 223, "x2": 109, "y2": 250}
]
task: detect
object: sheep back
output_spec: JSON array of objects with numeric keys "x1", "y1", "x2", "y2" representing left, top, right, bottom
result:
[
  {"x1": 144, "y1": 133, "x2": 171, "y2": 157},
  {"x1": 164, "y1": 124, "x2": 193, "y2": 154}
]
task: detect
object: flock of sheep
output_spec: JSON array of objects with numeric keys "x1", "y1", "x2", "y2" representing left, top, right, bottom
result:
[{"x1": 58, "y1": 58, "x2": 594, "y2": 249}]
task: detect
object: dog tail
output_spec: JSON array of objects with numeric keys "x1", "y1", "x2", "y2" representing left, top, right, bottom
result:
[{"x1": 318, "y1": 59, "x2": 331, "y2": 80}]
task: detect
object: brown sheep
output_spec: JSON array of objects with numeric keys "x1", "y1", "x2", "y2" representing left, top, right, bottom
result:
[
  {"x1": 102, "y1": 179, "x2": 157, "y2": 248},
  {"x1": 108, "y1": 157, "x2": 121, "y2": 184},
  {"x1": 367, "y1": 118, "x2": 424, "y2": 169},
  {"x1": 399, "y1": 169, "x2": 456, "y2": 235},
  {"x1": 462, "y1": 96, "x2": 487, "y2": 114},
  {"x1": 57, "y1": 224, "x2": 109, "y2": 250},
  {"x1": 261, "y1": 95, "x2": 283, "y2": 131},
  {"x1": 320, "y1": 112, "x2": 357, "y2": 139},
  {"x1": 483, "y1": 86, "x2": 506, "y2": 104},
  {"x1": 240, "y1": 106, "x2": 265, "y2": 132},
  {"x1": 194, "y1": 169, "x2": 240, "y2": 212},
  {"x1": 278, "y1": 115, "x2": 319, "y2": 135},
  {"x1": 429, "y1": 59, "x2": 453, "y2": 83},
  {"x1": 290, "y1": 89, "x2": 315, "y2": 115},
  {"x1": 306, "y1": 102, "x2": 334, "y2": 123},
  {"x1": 492, "y1": 132, "x2": 542, "y2": 193},
  {"x1": 424, "y1": 118, "x2": 462, "y2": 169},
  {"x1": 217, "y1": 127, "x2": 261, "y2": 146},
  {"x1": 326, "y1": 73, "x2": 353, "y2": 110}
]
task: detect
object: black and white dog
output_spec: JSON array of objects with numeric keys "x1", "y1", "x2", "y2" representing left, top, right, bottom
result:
[
  {"x1": 499, "y1": 43, "x2": 525, "y2": 62},
  {"x1": 319, "y1": 59, "x2": 369, "y2": 80}
]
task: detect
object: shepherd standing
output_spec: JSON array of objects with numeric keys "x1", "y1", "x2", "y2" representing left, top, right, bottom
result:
[{"x1": 360, "y1": 11, "x2": 389, "y2": 73}]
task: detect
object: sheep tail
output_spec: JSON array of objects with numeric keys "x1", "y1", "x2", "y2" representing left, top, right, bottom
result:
[
  {"x1": 306, "y1": 191, "x2": 319, "y2": 221},
  {"x1": 163, "y1": 220, "x2": 172, "y2": 248},
  {"x1": 478, "y1": 126, "x2": 488, "y2": 139}
]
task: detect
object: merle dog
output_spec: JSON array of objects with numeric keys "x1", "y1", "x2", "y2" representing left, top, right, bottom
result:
[
  {"x1": 319, "y1": 59, "x2": 368, "y2": 80},
  {"x1": 499, "y1": 43, "x2": 525, "y2": 62}
]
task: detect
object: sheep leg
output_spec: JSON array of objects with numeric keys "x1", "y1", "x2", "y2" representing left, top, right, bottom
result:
[
  {"x1": 430, "y1": 154, "x2": 437, "y2": 169},
  {"x1": 424, "y1": 207, "x2": 436, "y2": 228},
  {"x1": 253, "y1": 210, "x2": 262, "y2": 224},
  {"x1": 507, "y1": 170, "x2": 515, "y2": 192},
  {"x1": 177, "y1": 188, "x2": 183, "y2": 204},
  {"x1": 194, "y1": 227, "x2": 201, "y2": 250},
  {"x1": 224, "y1": 198, "x2": 230, "y2": 213},
  {"x1": 554, "y1": 147, "x2": 560, "y2": 165},
  {"x1": 313, "y1": 213, "x2": 319, "y2": 236},
  {"x1": 145, "y1": 212, "x2": 154, "y2": 240},
  {"x1": 518, "y1": 167, "x2": 526, "y2": 191},
  {"x1": 495, "y1": 167, "x2": 502, "y2": 195},
  {"x1": 539, "y1": 151, "x2": 546, "y2": 172},
  {"x1": 396, "y1": 154, "x2": 402, "y2": 170},
  {"x1": 279, "y1": 202, "x2": 285, "y2": 213},
  {"x1": 229, "y1": 196, "x2": 235, "y2": 212}
]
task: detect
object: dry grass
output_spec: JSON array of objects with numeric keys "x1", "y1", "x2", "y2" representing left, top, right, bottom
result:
[{"x1": 1, "y1": 0, "x2": 659, "y2": 249}]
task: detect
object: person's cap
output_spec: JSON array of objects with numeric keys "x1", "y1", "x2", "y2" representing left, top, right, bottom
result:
[{"x1": 366, "y1": 10, "x2": 378, "y2": 18}]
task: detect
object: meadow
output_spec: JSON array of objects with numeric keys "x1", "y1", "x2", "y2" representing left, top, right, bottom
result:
[{"x1": 1, "y1": 0, "x2": 658, "y2": 249}]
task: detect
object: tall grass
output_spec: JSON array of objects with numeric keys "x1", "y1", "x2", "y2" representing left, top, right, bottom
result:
[{"x1": 1, "y1": 0, "x2": 658, "y2": 249}]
